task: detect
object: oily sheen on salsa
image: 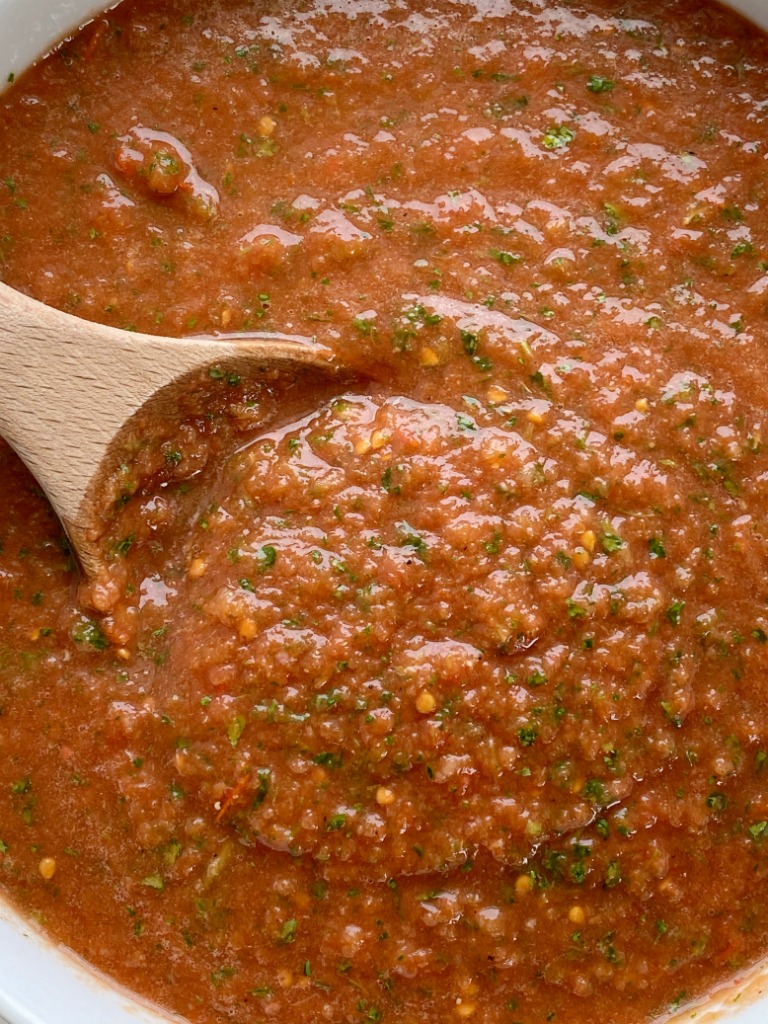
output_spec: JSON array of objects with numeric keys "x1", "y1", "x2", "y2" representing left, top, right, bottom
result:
[{"x1": 2, "y1": 1, "x2": 768, "y2": 1022}]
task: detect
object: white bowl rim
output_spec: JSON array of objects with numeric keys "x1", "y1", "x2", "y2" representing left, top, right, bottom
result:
[{"x1": 1, "y1": 0, "x2": 768, "y2": 1022}]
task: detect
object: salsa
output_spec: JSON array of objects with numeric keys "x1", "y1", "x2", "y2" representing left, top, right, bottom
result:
[{"x1": 2, "y1": 1, "x2": 768, "y2": 1022}]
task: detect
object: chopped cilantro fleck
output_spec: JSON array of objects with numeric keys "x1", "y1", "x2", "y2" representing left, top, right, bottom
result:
[
  {"x1": 518, "y1": 726, "x2": 538, "y2": 747},
  {"x1": 749, "y1": 821, "x2": 768, "y2": 842},
  {"x1": 648, "y1": 537, "x2": 667, "y2": 559},
  {"x1": 72, "y1": 619, "x2": 109, "y2": 651},
  {"x1": 277, "y1": 918, "x2": 297, "y2": 944},
  {"x1": 587, "y1": 74, "x2": 615, "y2": 93},
  {"x1": 542, "y1": 125, "x2": 575, "y2": 150},
  {"x1": 666, "y1": 599, "x2": 685, "y2": 626},
  {"x1": 601, "y1": 525, "x2": 624, "y2": 554}
]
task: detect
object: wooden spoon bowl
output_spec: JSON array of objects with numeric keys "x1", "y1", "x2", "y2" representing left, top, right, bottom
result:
[{"x1": 0, "y1": 280, "x2": 337, "y2": 575}]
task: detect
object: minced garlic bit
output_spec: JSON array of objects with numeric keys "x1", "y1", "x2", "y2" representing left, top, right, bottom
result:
[
  {"x1": 415, "y1": 691, "x2": 437, "y2": 714},
  {"x1": 376, "y1": 786, "x2": 396, "y2": 806},
  {"x1": 419, "y1": 346, "x2": 440, "y2": 366},
  {"x1": 526, "y1": 408, "x2": 545, "y2": 425},
  {"x1": 38, "y1": 857, "x2": 57, "y2": 880},
  {"x1": 188, "y1": 557, "x2": 207, "y2": 579},
  {"x1": 456, "y1": 1001, "x2": 477, "y2": 1018},
  {"x1": 515, "y1": 873, "x2": 532, "y2": 896},
  {"x1": 355, "y1": 437, "x2": 372, "y2": 456},
  {"x1": 258, "y1": 115, "x2": 276, "y2": 137},
  {"x1": 572, "y1": 547, "x2": 590, "y2": 569},
  {"x1": 580, "y1": 529, "x2": 596, "y2": 552},
  {"x1": 239, "y1": 618, "x2": 258, "y2": 640},
  {"x1": 635, "y1": 397, "x2": 649, "y2": 413},
  {"x1": 568, "y1": 905, "x2": 586, "y2": 925}
]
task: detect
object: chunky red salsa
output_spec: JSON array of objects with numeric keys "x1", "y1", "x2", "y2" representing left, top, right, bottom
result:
[{"x1": 2, "y1": 1, "x2": 768, "y2": 1022}]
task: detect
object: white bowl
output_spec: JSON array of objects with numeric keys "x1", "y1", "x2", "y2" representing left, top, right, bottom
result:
[{"x1": 1, "y1": 1, "x2": 768, "y2": 1022}]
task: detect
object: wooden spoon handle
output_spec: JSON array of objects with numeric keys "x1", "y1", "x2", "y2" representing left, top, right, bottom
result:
[{"x1": 0, "y1": 280, "x2": 334, "y2": 571}]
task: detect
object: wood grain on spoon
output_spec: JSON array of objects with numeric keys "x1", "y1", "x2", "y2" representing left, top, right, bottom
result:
[{"x1": 0, "y1": 280, "x2": 336, "y2": 575}]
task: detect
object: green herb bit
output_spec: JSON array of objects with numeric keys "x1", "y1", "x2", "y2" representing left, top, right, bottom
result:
[
  {"x1": 604, "y1": 860, "x2": 622, "y2": 888},
  {"x1": 313, "y1": 752, "x2": 343, "y2": 769},
  {"x1": 518, "y1": 726, "x2": 538, "y2": 747},
  {"x1": 381, "y1": 466, "x2": 401, "y2": 495},
  {"x1": 161, "y1": 838, "x2": 182, "y2": 866},
  {"x1": 72, "y1": 618, "x2": 109, "y2": 651},
  {"x1": 601, "y1": 524, "x2": 624, "y2": 554},
  {"x1": 353, "y1": 316, "x2": 377, "y2": 335},
  {"x1": 227, "y1": 715, "x2": 247, "y2": 748},
  {"x1": 587, "y1": 75, "x2": 615, "y2": 93},
  {"x1": 603, "y1": 202, "x2": 622, "y2": 236},
  {"x1": 706, "y1": 792, "x2": 728, "y2": 812},
  {"x1": 668, "y1": 992, "x2": 690, "y2": 1014},
  {"x1": 210, "y1": 967, "x2": 237, "y2": 987},
  {"x1": 208, "y1": 366, "x2": 242, "y2": 386},
  {"x1": 542, "y1": 125, "x2": 575, "y2": 150},
  {"x1": 666, "y1": 599, "x2": 685, "y2": 626},
  {"x1": 648, "y1": 537, "x2": 667, "y2": 559},
  {"x1": 731, "y1": 241, "x2": 753, "y2": 259},
  {"x1": 582, "y1": 778, "x2": 607, "y2": 804},
  {"x1": 277, "y1": 918, "x2": 297, "y2": 944},
  {"x1": 460, "y1": 329, "x2": 492, "y2": 372},
  {"x1": 142, "y1": 874, "x2": 165, "y2": 890},
  {"x1": 112, "y1": 534, "x2": 134, "y2": 557},
  {"x1": 404, "y1": 303, "x2": 442, "y2": 326},
  {"x1": 749, "y1": 821, "x2": 768, "y2": 842},
  {"x1": 258, "y1": 544, "x2": 277, "y2": 571},
  {"x1": 484, "y1": 531, "x2": 503, "y2": 555},
  {"x1": 529, "y1": 370, "x2": 552, "y2": 394},
  {"x1": 661, "y1": 700, "x2": 683, "y2": 728},
  {"x1": 399, "y1": 530, "x2": 429, "y2": 559},
  {"x1": 489, "y1": 248, "x2": 521, "y2": 267}
]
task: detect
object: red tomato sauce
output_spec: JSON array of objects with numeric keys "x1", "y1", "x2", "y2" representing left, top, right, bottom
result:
[{"x1": 2, "y1": 1, "x2": 768, "y2": 1022}]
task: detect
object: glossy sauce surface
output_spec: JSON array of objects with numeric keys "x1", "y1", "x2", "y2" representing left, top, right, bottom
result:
[{"x1": 2, "y1": 1, "x2": 768, "y2": 1022}]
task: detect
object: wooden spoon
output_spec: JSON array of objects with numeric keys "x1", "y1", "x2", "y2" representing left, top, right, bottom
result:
[{"x1": 0, "y1": 280, "x2": 336, "y2": 575}]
